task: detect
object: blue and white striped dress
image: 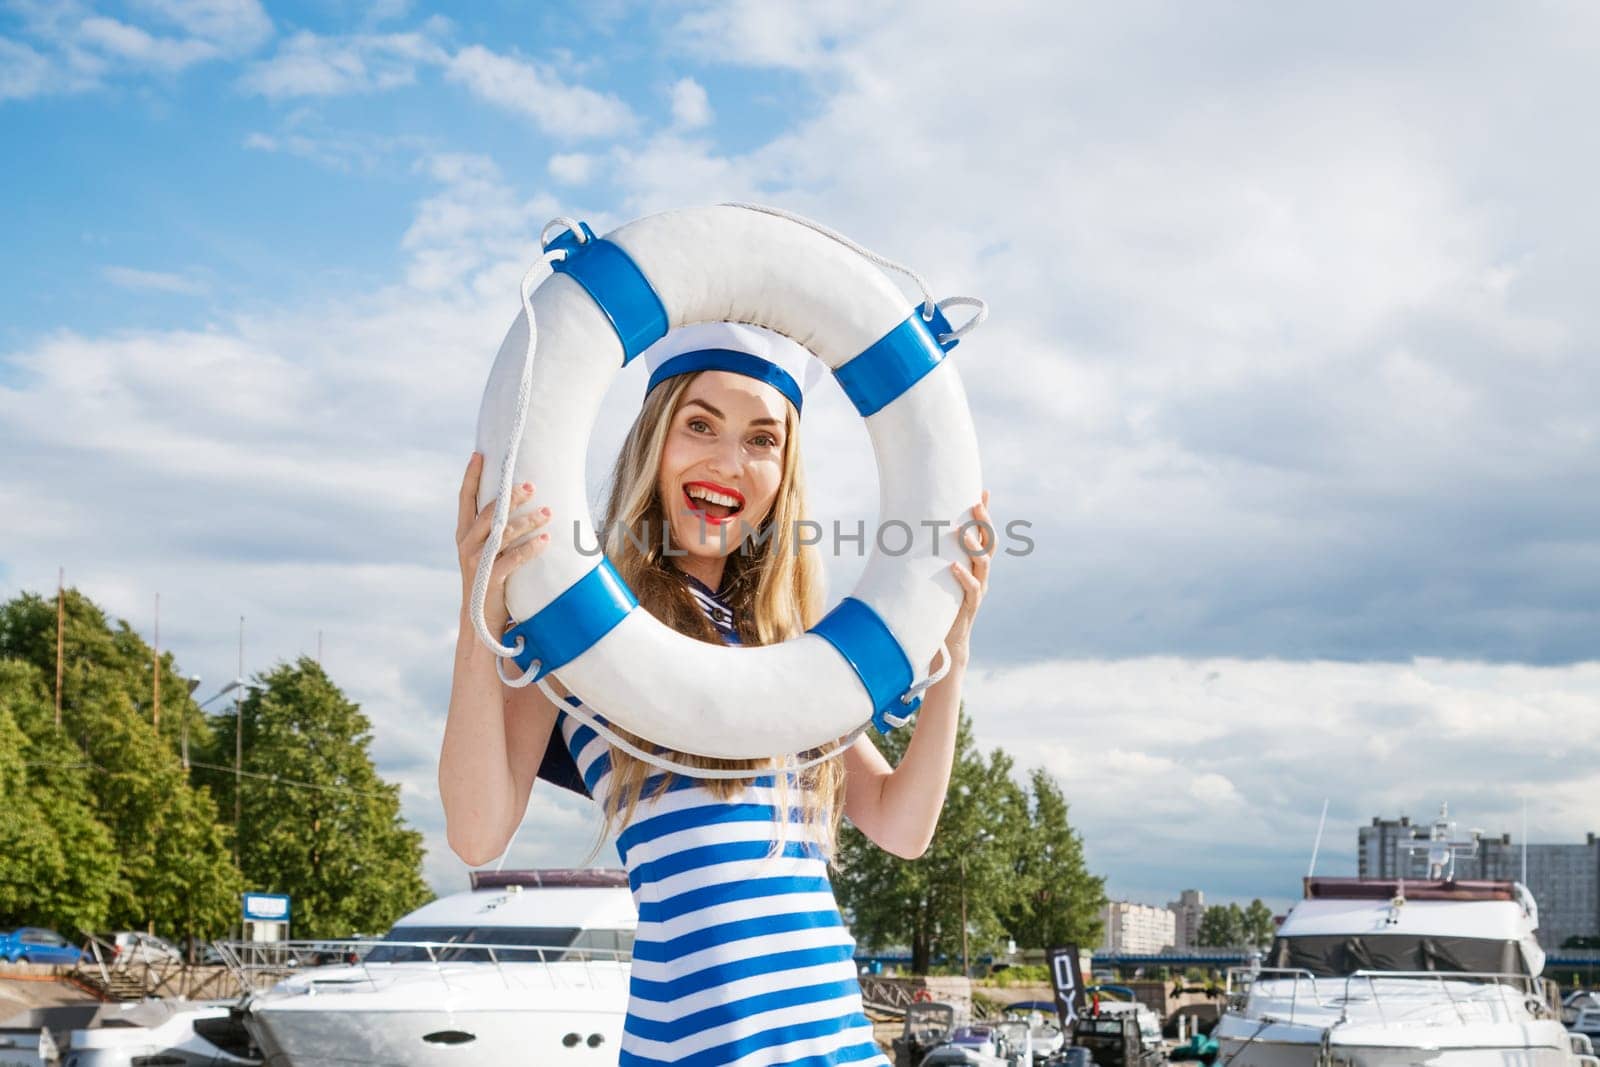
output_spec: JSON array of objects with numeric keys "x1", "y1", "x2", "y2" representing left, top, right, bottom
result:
[{"x1": 558, "y1": 575, "x2": 888, "y2": 1066}]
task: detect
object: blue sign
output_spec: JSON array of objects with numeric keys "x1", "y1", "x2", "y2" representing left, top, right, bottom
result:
[{"x1": 243, "y1": 893, "x2": 291, "y2": 922}]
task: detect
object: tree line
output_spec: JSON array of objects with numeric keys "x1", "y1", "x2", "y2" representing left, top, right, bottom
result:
[
  {"x1": 0, "y1": 588, "x2": 431, "y2": 943},
  {"x1": 834, "y1": 712, "x2": 1107, "y2": 973},
  {"x1": 0, "y1": 587, "x2": 1112, "y2": 967},
  {"x1": 1196, "y1": 898, "x2": 1278, "y2": 949}
]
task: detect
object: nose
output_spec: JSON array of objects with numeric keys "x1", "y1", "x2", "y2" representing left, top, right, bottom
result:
[{"x1": 704, "y1": 434, "x2": 743, "y2": 480}]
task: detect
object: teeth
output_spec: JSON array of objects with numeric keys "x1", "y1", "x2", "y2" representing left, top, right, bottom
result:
[{"x1": 687, "y1": 486, "x2": 740, "y2": 509}]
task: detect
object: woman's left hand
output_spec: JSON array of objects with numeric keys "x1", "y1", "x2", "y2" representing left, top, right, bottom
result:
[{"x1": 943, "y1": 489, "x2": 992, "y2": 668}]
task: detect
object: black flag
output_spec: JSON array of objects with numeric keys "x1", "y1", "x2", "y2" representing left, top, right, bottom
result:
[{"x1": 1046, "y1": 944, "x2": 1087, "y2": 1029}]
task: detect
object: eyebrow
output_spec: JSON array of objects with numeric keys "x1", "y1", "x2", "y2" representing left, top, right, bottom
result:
[{"x1": 682, "y1": 397, "x2": 782, "y2": 428}]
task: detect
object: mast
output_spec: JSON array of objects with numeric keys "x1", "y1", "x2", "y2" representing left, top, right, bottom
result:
[
  {"x1": 1521, "y1": 798, "x2": 1528, "y2": 885},
  {"x1": 152, "y1": 592, "x2": 161, "y2": 735},
  {"x1": 54, "y1": 567, "x2": 64, "y2": 729},
  {"x1": 1307, "y1": 798, "x2": 1329, "y2": 877}
]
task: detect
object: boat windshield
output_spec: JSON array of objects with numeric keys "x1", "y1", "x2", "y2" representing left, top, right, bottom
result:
[
  {"x1": 1263, "y1": 934, "x2": 1525, "y2": 978},
  {"x1": 365, "y1": 925, "x2": 634, "y2": 963}
]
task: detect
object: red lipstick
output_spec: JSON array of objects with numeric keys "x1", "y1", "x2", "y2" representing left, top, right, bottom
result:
[{"x1": 681, "y1": 480, "x2": 745, "y2": 526}]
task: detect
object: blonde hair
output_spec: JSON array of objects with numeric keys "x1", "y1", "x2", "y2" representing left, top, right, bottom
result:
[{"x1": 594, "y1": 371, "x2": 846, "y2": 859}]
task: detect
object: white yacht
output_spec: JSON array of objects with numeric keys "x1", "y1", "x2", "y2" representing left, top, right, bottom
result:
[
  {"x1": 240, "y1": 869, "x2": 635, "y2": 1066},
  {"x1": 1, "y1": 1000, "x2": 258, "y2": 1067},
  {"x1": 1216, "y1": 812, "x2": 1594, "y2": 1067}
]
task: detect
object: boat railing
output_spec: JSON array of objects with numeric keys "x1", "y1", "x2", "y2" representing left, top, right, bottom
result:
[
  {"x1": 214, "y1": 938, "x2": 631, "y2": 995},
  {"x1": 1338, "y1": 970, "x2": 1551, "y2": 1028},
  {"x1": 1226, "y1": 967, "x2": 1552, "y2": 1028},
  {"x1": 1226, "y1": 967, "x2": 1329, "y2": 1023}
]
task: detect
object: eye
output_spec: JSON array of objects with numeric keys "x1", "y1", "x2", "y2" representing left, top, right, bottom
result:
[
  {"x1": 687, "y1": 417, "x2": 712, "y2": 434},
  {"x1": 751, "y1": 433, "x2": 779, "y2": 449}
]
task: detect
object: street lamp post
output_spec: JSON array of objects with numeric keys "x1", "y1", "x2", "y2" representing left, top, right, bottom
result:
[
  {"x1": 959, "y1": 828, "x2": 994, "y2": 978},
  {"x1": 183, "y1": 674, "x2": 202, "y2": 769},
  {"x1": 193, "y1": 677, "x2": 261, "y2": 779},
  {"x1": 960, "y1": 852, "x2": 969, "y2": 978},
  {"x1": 193, "y1": 675, "x2": 263, "y2": 862}
]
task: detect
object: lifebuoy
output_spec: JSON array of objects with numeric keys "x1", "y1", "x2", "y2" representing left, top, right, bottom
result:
[{"x1": 472, "y1": 205, "x2": 984, "y2": 762}]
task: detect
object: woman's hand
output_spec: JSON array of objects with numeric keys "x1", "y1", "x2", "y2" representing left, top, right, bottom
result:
[
  {"x1": 456, "y1": 452, "x2": 554, "y2": 635},
  {"x1": 943, "y1": 489, "x2": 992, "y2": 668},
  {"x1": 842, "y1": 488, "x2": 993, "y2": 860}
]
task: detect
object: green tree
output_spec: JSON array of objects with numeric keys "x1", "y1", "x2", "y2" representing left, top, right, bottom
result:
[
  {"x1": 1243, "y1": 898, "x2": 1276, "y2": 949},
  {"x1": 1005, "y1": 768, "x2": 1105, "y2": 951},
  {"x1": 1197, "y1": 902, "x2": 1247, "y2": 947},
  {"x1": 834, "y1": 709, "x2": 1089, "y2": 974},
  {"x1": 201, "y1": 658, "x2": 431, "y2": 938},
  {"x1": 0, "y1": 665, "x2": 120, "y2": 932},
  {"x1": 832, "y1": 710, "x2": 1107, "y2": 979},
  {"x1": 0, "y1": 590, "x2": 240, "y2": 939}
]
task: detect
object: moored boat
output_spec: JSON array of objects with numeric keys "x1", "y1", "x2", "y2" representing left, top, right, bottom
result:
[
  {"x1": 240, "y1": 868, "x2": 635, "y2": 1066},
  {"x1": 1215, "y1": 811, "x2": 1590, "y2": 1067}
]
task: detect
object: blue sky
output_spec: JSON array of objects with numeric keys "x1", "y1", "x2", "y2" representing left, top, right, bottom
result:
[
  {"x1": 1, "y1": 2, "x2": 815, "y2": 345},
  {"x1": 4, "y1": 0, "x2": 1599, "y2": 913}
]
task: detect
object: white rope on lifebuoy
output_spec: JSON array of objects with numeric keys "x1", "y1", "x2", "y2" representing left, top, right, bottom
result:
[
  {"x1": 469, "y1": 252, "x2": 566, "y2": 671},
  {"x1": 472, "y1": 204, "x2": 985, "y2": 768}
]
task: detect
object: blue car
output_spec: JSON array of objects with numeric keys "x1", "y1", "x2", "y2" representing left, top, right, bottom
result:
[{"x1": 1, "y1": 927, "x2": 85, "y2": 965}]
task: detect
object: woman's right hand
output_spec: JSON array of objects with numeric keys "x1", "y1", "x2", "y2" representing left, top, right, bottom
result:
[{"x1": 456, "y1": 452, "x2": 554, "y2": 636}]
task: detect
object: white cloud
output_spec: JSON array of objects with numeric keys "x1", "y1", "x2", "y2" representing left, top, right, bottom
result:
[
  {"x1": 4, "y1": 0, "x2": 271, "y2": 93},
  {"x1": 364, "y1": 0, "x2": 413, "y2": 25},
  {"x1": 0, "y1": 38, "x2": 53, "y2": 99},
  {"x1": 669, "y1": 76, "x2": 711, "y2": 130},
  {"x1": 443, "y1": 45, "x2": 636, "y2": 139},
  {"x1": 547, "y1": 152, "x2": 595, "y2": 185},
  {"x1": 238, "y1": 29, "x2": 444, "y2": 98},
  {"x1": 236, "y1": 32, "x2": 636, "y2": 142},
  {"x1": 624, "y1": 0, "x2": 1600, "y2": 667},
  {"x1": 967, "y1": 656, "x2": 1600, "y2": 905},
  {"x1": 673, "y1": 0, "x2": 882, "y2": 71},
  {"x1": 77, "y1": 16, "x2": 219, "y2": 69},
  {"x1": 240, "y1": 124, "x2": 427, "y2": 174},
  {"x1": 400, "y1": 152, "x2": 563, "y2": 293},
  {"x1": 130, "y1": 0, "x2": 273, "y2": 53},
  {"x1": 102, "y1": 265, "x2": 209, "y2": 295}
]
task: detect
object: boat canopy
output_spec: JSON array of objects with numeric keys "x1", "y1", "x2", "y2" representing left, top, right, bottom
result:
[
  {"x1": 1303, "y1": 878, "x2": 1516, "y2": 902},
  {"x1": 1265, "y1": 933, "x2": 1526, "y2": 978}
]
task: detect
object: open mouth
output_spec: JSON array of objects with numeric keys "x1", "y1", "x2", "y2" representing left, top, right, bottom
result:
[{"x1": 682, "y1": 481, "x2": 745, "y2": 526}]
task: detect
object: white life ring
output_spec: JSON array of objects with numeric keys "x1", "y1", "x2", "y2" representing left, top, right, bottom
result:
[{"x1": 473, "y1": 204, "x2": 983, "y2": 761}]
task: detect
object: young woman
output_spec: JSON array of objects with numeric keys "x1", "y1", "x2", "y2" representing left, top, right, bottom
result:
[{"x1": 441, "y1": 322, "x2": 991, "y2": 1066}]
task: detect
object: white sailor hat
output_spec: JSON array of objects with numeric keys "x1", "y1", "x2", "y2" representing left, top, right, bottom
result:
[{"x1": 641, "y1": 321, "x2": 826, "y2": 415}]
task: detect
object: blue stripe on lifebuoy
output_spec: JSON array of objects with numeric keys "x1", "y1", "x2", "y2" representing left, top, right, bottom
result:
[
  {"x1": 546, "y1": 221, "x2": 669, "y2": 364},
  {"x1": 507, "y1": 558, "x2": 639, "y2": 680},
  {"x1": 808, "y1": 597, "x2": 922, "y2": 732},
  {"x1": 832, "y1": 304, "x2": 959, "y2": 418}
]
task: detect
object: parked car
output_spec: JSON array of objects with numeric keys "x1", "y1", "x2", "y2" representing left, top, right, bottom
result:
[
  {"x1": 1570, "y1": 1008, "x2": 1600, "y2": 1041},
  {"x1": 1, "y1": 927, "x2": 86, "y2": 965},
  {"x1": 1564, "y1": 990, "x2": 1600, "y2": 1025},
  {"x1": 110, "y1": 931, "x2": 185, "y2": 964}
]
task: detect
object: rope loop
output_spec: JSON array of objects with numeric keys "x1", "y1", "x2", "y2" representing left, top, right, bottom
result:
[
  {"x1": 495, "y1": 654, "x2": 540, "y2": 689},
  {"x1": 901, "y1": 642, "x2": 952, "y2": 705},
  {"x1": 936, "y1": 296, "x2": 988, "y2": 344},
  {"x1": 541, "y1": 216, "x2": 589, "y2": 249}
]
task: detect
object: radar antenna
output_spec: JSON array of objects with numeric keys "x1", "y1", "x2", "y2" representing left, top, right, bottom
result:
[{"x1": 1394, "y1": 803, "x2": 1480, "y2": 905}]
